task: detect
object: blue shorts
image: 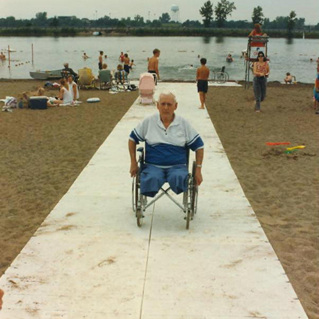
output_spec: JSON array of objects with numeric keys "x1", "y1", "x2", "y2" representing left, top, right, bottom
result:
[
  {"x1": 140, "y1": 164, "x2": 188, "y2": 197},
  {"x1": 314, "y1": 88, "x2": 319, "y2": 102},
  {"x1": 197, "y1": 80, "x2": 208, "y2": 93}
]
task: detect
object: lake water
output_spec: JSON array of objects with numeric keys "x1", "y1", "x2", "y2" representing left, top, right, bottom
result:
[{"x1": 0, "y1": 36, "x2": 318, "y2": 83}]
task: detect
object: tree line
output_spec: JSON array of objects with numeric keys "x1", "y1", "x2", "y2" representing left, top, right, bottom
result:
[{"x1": 0, "y1": 1, "x2": 318, "y2": 33}]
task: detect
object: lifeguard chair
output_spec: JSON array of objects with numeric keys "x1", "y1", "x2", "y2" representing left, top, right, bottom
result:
[{"x1": 244, "y1": 36, "x2": 269, "y2": 89}]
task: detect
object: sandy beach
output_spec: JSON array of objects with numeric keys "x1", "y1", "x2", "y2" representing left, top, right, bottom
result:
[
  {"x1": 0, "y1": 79, "x2": 138, "y2": 275},
  {"x1": 206, "y1": 83, "x2": 319, "y2": 319},
  {"x1": 0, "y1": 80, "x2": 318, "y2": 319}
]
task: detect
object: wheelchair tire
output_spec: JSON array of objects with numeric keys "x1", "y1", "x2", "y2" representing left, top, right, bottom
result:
[
  {"x1": 132, "y1": 177, "x2": 137, "y2": 213},
  {"x1": 186, "y1": 208, "x2": 191, "y2": 230},
  {"x1": 216, "y1": 72, "x2": 227, "y2": 84},
  {"x1": 185, "y1": 174, "x2": 193, "y2": 230},
  {"x1": 136, "y1": 208, "x2": 144, "y2": 227}
]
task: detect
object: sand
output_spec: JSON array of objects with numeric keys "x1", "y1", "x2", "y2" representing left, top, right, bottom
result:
[
  {"x1": 0, "y1": 79, "x2": 138, "y2": 275},
  {"x1": 206, "y1": 83, "x2": 319, "y2": 319},
  {"x1": 0, "y1": 80, "x2": 318, "y2": 319}
]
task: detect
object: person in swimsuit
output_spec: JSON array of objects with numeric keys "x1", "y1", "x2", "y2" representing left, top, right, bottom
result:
[
  {"x1": 252, "y1": 51, "x2": 270, "y2": 112},
  {"x1": 226, "y1": 54, "x2": 234, "y2": 62},
  {"x1": 119, "y1": 52, "x2": 124, "y2": 62},
  {"x1": 148, "y1": 48, "x2": 160, "y2": 84},
  {"x1": 47, "y1": 79, "x2": 73, "y2": 106},
  {"x1": 123, "y1": 53, "x2": 130, "y2": 74},
  {"x1": 67, "y1": 74, "x2": 79, "y2": 101},
  {"x1": 98, "y1": 51, "x2": 103, "y2": 70},
  {"x1": 284, "y1": 72, "x2": 293, "y2": 84},
  {"x1": 196, "y1": 58, "x2": 210, "y2": 109}
]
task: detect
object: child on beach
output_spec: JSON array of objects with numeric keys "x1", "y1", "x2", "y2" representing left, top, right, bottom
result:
[
  {"x1": 284, "y1": 72, "x2": 293, "y2": 84},
  {"x1": 129, "y1": 59, "x2": 136, "y2": 69},
  {"x1": 196, "y1": 58, "x2": 210, "y2": 109}
]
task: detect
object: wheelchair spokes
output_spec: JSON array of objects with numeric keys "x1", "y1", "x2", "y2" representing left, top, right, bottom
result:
[
  {"x1": 132, "y1": 174, "x2": 145, "y2": 227},
  {"x1": 131, "y1": 146, "x2": 199, "y2": 229}
]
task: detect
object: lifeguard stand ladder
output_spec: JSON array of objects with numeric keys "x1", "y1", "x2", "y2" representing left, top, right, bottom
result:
[{"x1": 244, "y1": 36, "x2": 269, "y2": 89}]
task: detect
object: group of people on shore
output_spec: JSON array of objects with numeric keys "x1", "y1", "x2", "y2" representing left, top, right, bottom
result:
[
  {"x1": 22, "y1": 73, "x2": 79, "y2": 107},
  {"x1": 97, "y1": 50, "x2": 135, "y2": 74}
]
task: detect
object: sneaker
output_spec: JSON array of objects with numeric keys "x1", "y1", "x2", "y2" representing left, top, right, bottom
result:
[{"x1": 316, "y1": 110, "x2": 319, "y2": 114}]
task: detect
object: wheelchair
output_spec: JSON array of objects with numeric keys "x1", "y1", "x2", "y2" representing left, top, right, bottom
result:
[{"x1": 132, "y1": 147, "x2": 198, "y2": 229}]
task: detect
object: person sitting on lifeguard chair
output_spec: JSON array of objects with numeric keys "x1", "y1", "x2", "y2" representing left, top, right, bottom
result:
[{"x1": 128, "y1": 91, "x2": 204, "y2": 197}]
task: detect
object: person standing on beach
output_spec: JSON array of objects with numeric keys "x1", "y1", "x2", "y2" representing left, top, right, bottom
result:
[
  {"x1": 196, "y1": 58, "x2": 210, "y2": 109},
  {"x1": 98, "y1": 51, "x2": 104, "y2": 70},
  {"x1": 123, "y1": 53, "x2": 130, "y2": 74},
  {"x1": 148, "y1": 49, "x2": 160, "y2": 84},
  {"x1": 253, "y1": 51, "x2": 269, "y2": 112}
]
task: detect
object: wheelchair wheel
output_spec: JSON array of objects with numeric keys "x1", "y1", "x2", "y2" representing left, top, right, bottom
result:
[
  {"x1": 132, "y1": 176, "x2": 137, "y2": 213},
  {"x1": 185, "y1": 175, "x2": 193, "y2": 230},
  {"x1": 185, "y1": 162, "x2": 199, "y2": 229},
  {"x1": 216, "y1": 72, "x2": 227, "y2": 84},
  {"x1": 135, "y1": 171, "x2": 144, "y2": 227}
]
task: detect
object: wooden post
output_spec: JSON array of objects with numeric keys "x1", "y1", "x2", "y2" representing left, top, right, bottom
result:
[
  {"x1": 32, "y1": 43, "x2": 34, "y2": 64},
  {"x1": 8, "y1": 45, "x2": 11, "y2": 68}
]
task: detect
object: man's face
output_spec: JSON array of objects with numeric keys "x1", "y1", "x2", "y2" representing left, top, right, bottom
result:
[{"x1": 157, "y1": 94, "x2": 177, "y2": 119}]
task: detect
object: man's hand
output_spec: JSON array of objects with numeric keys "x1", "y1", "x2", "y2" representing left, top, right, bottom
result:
[
  {"x1": 130, "y1": 161, "x2": 138, "y2": 177},
  {"x1": 194, "y1": 167, "x2": 203, "y2": 186}
]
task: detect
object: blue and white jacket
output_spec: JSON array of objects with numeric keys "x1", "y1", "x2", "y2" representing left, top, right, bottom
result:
[{"x1": 129, "y1": 113, "x2": 204, "y2": 166}]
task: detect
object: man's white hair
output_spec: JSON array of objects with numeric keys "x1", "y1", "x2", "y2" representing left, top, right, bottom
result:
[{"x1": 158, "y1": 91, "x2": 177, "y2": 103}]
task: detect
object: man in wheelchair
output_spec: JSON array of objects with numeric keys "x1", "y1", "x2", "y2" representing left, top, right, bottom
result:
[{"x1": 128, "y1": 91, "x2": 204, "y2": 198}]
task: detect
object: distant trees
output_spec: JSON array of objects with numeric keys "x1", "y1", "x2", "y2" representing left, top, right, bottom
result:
[
  {"x1": 252, "y1": 6, "x2": 264, "y2": 24},
  {"x1": 159, "y1": 13, "x2": 171, "y2": 24},
  {"x1": 0, "y1": 8, "x2": 312, "y2": 36},
  {"x1": 34, "y1": 12, "x2": 48, "y2": 27},
  {"x1": 182, "y1": 20, "x2": 202, "y2": 28},
  {"x1": 133, "y1": 15, "x2": 145, "y2": 27},
  {"x1": 199, "y1": 1, "x2": 214, "y2": 27},
  {"x1": 50, "y1": 16, "x2": 59, "y2": 28},
  {"x1": 287, "y1": 11, "x2": 297, "y2": 35},
  {"x1": 214, "y1": 0, "x2": 236, "y2": 27}
]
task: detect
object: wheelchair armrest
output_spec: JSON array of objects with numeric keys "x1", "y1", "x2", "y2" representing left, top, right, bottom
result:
[{"x1": 137, "y1": 147, "x2": 144, "y2": 163}]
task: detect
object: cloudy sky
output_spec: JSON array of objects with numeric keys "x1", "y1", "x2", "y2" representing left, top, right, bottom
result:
[{"x1": 0, "y1": 0, "x2": 318, "y2": 24}]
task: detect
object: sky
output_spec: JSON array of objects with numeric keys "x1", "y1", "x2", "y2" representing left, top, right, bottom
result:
[{"x1": 0, "y1": 0, "x2": 318, "y2": 25}]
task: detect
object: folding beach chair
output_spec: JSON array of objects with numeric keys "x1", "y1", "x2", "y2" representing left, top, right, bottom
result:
[
  {"x1": 98, "y1": 69, "x2": 113, "y2": 90},
  {"x1": 78, "y1": 68, "x2": 96, "y2": 89}
]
